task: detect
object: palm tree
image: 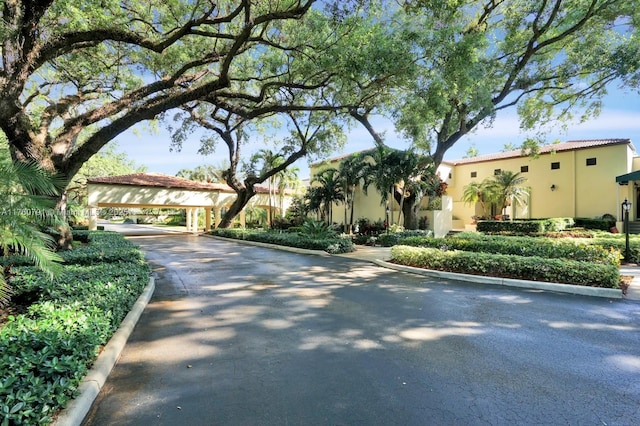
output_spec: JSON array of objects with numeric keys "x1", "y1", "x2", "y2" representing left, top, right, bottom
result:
[
  {"x1": 177, "y1": 162, "x2": 228, "y2": 183},
  {"x1": 490, "y1": 171, "x2": 530, "y2": 216},
  {"x1": 462, "y1": 171, "x2": 529, "y2": 220},
  {"x1": 252, "y1": 149, "x2": 285, "y2": 227},
  {"x1": 0, "y1": 159, "x2": 65, "y2": 307},
  {"x1": 461, "y1": 179, "x2": 494, "y2": 219},
  {"x1": 337, "y1": 154, "x2": 368, "y2": 233},
  {"x1": 361, "y1": 145, "x2": 396, "y2": 221},
  {"x1": 309, "y1": 168, "x2": 344, "y2": 224},
  {"x1": 276, "y1": 166, "x2": 300, "y2": 219}
]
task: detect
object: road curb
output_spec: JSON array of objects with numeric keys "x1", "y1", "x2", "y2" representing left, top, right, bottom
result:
[
  {"x1": 371, "y1": 259, "x2": 623, "y2": 299},
  {"x1": 52, "y1": 276, "x2": 156, "y2": 426}
]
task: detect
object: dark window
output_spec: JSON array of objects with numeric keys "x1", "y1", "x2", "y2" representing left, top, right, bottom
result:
[
  {"x1": 521, "y1": 165, "x2": 529, "y2": 173},
  {"x1": 586, "y1": 157, "x2": 597, "y2": 166},
  {"x1": 448, "y1": 173, "x2": 452, "y2": 179},
  {"x1": 470, "y1": 171, "x2": 477, "y2": 178},
  {"x1": 551, "y1": 162, "x2": 560, "y2": 170},
  {"x1": 494, "y1": 169, "x2": 501, "y2": 175}
]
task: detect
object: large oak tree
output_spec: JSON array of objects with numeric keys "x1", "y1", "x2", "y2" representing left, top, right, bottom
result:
[{"x1": 0, "y1": 0, "x2": 320, "y2": 202}]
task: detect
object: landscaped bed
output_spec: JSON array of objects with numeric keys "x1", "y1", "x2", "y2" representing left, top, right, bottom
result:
[
  {"x1": 388, "y1": 232, "x2": 633, "y2": 290},
  {"x1": 0, "y1": 231, "x2": 150, "y2": 425}
]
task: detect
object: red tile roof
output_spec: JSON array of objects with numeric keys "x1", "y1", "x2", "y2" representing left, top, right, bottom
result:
[
  {"x1": 87, "y1": 172, "x2": 272, "y2": 193},
  {"x1": 449, "y1": 139, "x2": 634, "y2": 165}
]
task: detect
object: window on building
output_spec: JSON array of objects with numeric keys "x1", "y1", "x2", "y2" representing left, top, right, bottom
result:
[
  {"x1": 551, "y1": 162, "x2": 560, "y2": 170},
  {"x1": 471, "y1": 171, "x2": 477, "y2": 178},
  {"x1": 521, "y1": 165, "x2": 529, "y2": 173},
  {"x1": 586, "y1": 157, "x2": 597, "y2": 166},
  {"x1": 448, "y1": 173, "x2": 452, "y2": 179},
  {"x1": 494, "y1": 169, "x2": 501, "y2": 175}
]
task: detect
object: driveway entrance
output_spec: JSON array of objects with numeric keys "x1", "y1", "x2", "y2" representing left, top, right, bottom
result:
[{"x1": 83, "y1": 235, "x2": 640, "y2": 425}]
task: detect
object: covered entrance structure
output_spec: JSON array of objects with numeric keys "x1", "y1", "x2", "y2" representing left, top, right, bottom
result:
[{"x1": 87, "y1": 173, "x2": 293, "y2": 232}]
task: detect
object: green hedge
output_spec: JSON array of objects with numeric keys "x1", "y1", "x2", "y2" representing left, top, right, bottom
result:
[
  {"x1": 377, "y1": 230, "x2": 433, "y2": 247},
  {"x1": 210, "y1": 228, "x2": 355, "y2": 254},
  {"x1": 395, "y1": 234, "x2": 621, "y2": 266},
  {"x1": 391, "y1": 245, "x2": 620, "y2": 288},
  {"x1": 574, "y1": 217, "x2": 616, "y2": 231},
  {"x1": 60, "y1": 231, "x2": 146, "y2": 265},
  {"x1": 477, "y1": 218, "x2": 574, "y2": 234},
  {"x1": 0, "y1": 233, "x2": 150, "y2": 425}
]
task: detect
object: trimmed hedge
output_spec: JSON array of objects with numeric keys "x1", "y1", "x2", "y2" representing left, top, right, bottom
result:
[
  {"x1": 395, "y1": 234, "x2": 621, "y2": 266},
  {"x1": 377, "y1": 230, "x2": 433, "y2": 247},
  {"x1": 476, "y1": 218, "x2": 574, "y2": 234},
  {"x1": 391, "y1": 245, "x2": 620, "y2": 288},
  {"x1": 589, "y1": 236, "x2": 640, "y2": 264},
  {"x1": 210, "y1": 228, "x2": 355, "y2": 254},
  {"x1": 0, "y1": 232, "x2": 150, "y2": 425},
  {"x1": 574, "y1": 217, "x2": 616, "y2": 231}
]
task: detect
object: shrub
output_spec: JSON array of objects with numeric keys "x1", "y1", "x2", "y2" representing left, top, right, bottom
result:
[
  {"x1": 393, "y1": 234, "x2": 621, "y2": 266},
  {"x1": 0, "y1": 232, "x2": 150, "y2": 424},
  {"x1": 574, "y1": 217, "x2": 616, "y2": 231},
  {"x1": 377, "y1": 230, "x2": 433, "y2": 247},
  {"x1": 390, "y1": 245, "x2": 619, "y2": 288},
  {"x1": 477, "y1": 220, "x2": 544, "y2": 234},
  {"x1": 209, "y1": 228, "x2": 355, "y2": 254}
]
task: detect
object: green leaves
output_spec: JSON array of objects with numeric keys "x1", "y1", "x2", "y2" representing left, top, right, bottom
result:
[{"x1": 0, "y1": 231, "x2": 150, "y2": 424}]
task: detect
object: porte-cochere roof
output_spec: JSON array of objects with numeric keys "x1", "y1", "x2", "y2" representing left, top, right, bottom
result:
[{"x1": 87, "y1": 172, "x2": 272, "y2": 194}]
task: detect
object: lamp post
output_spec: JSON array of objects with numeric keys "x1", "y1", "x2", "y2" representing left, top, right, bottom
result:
[
  {"x1": 385, "y1": 205, "x2": 390, "y2": 235},
  {"x1": 622, "y1": 198, "x2": 631, "y2": 263}
]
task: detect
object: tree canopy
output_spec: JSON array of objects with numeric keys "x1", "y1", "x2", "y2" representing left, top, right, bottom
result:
[{"x1": 385, "y1": 0, "x2": 640, "y2": 166}]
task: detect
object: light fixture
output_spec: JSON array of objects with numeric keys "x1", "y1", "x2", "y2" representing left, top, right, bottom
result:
[{"x1": 550, "y1": 184, "x2": 557, "y2": 191}]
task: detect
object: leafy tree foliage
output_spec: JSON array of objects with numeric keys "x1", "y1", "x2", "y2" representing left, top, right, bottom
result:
[
  {"x1": 380, "y1": 0, "x2": 639, "y2": 166},
  {"x1": 0, "y1": 0, "x2": 324, "y2": 192},
  {"x1": 67, "y1": 143, "x2": 147, "y2": 206}
]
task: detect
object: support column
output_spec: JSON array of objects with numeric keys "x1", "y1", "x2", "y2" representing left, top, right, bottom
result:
[
  {"x1": 214, "y1": 207, "x2": 222, "y2": 228},
  {"x1": 205, "y1": 207, "x2": 212, "y2": 231},
  {"x1": 88, "y1": 207, "x2": 98, "y2": 231},
  {"x1": 186, "y1": 208, "x2": 192, "y2": 232},
  {"x1": 192, "y1": 208, "x2": 199, "y2": 232},
  {"x1": 239, "y1": 210, "x2": 246, "y2": 228}
]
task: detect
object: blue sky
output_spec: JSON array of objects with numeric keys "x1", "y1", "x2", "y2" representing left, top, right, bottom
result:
[{"x1": 113, "y1": 86, "x2": 640, "y2": 179}]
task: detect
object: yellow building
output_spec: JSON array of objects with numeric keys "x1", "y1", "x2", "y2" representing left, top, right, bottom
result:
[{"x1": 310, "y1": 138, "x2": 638, "y2": 235}]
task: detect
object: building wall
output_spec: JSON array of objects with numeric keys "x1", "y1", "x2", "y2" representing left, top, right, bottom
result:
[
  {"x1": 310, "y1": 141, "x2": 636, "y2": 231},
  {"x1": 446, "y1": 143, "x2": 632, "y2": 224}
]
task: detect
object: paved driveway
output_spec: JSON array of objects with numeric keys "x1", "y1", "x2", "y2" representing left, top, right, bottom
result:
[{"x1": 83, "y1": 235, "x2": 640, "y2": 425}]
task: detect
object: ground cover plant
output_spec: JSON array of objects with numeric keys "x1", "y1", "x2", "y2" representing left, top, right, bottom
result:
[
  {"x1": 0, "y1": 232, "x2": 150, "y2": 425},
  {"x1": 210, "y1": 220, "x2": 355, "y2": 254}
]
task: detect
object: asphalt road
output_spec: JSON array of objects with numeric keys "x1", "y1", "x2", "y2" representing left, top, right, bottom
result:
[{"x1": 83, "y1": 234, "x2": 640, "y2": 425}]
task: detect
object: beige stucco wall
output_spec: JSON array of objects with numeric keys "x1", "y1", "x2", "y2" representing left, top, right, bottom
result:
[{"x1": 447, "y1": 143, "x2": 634, "y2": 225}]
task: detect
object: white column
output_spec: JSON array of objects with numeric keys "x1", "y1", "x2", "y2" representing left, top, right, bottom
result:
[
  {"x1": 205, "y1": 207, "x2": 212, "y2": 231},
  {"x1": 192, "y1": 208, "x2": 199, "y2": 232},
  {"x1": 186, "y1": 208, "x2": 192, "y2": 232},
  {"x1": 88, "y1": 207, "x2": 98, "y2": 231},
  {"x1": 215, "y1": 208, "x2": 222, "y2": 228}
]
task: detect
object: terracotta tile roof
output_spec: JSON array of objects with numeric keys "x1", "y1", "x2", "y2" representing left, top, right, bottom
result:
[
  {"x1": 449, "y1": 138, "x2": 634, "y2": 165},
  {"x1": 87, "y1": 172, "x2": 272, "y2": 193}
]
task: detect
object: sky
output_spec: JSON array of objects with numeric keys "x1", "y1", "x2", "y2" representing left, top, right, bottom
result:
[{"x1": 112, "y1": 86, "x2": 640, "y2": 180}]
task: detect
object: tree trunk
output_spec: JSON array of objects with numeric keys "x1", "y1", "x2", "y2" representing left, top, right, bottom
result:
[
  {"x1": 55, "y1": 193, "x2": 73, "y2": 250},
  {"x1": 218, "y1": 187, "x2": 256, "y2": 228}
]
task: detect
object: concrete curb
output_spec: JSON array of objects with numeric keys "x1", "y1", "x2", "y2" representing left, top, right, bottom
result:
[
  {"x1": 52, "y1": 276, "x2": 156, "y2": 426},
  {"x1": 371, "y1": 259, "x2": 623, "y2": 299}
]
